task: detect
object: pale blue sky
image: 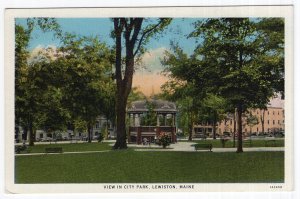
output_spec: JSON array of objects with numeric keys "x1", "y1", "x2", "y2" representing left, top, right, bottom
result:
[
  {"x1": 15, "y1": 18, "x2": 203, "y2": 95},
  {"x1": 15, "y1": 18, "x2": 200, "y2": 55}
]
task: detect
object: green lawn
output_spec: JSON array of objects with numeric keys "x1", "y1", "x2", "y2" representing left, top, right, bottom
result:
[
  {"x1": 180, "y1": 139, "x2": 285, "y2": 148},
  {"x1": 15, "y1": 151, "x2": 284, "y2": 183},
  {"x1": 19, "y1": 142, "x2": 112, "y2": 154}
]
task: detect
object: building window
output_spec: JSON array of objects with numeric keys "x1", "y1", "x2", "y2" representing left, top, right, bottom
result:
[
  {"x1": 257, "y1": 127, "x2": 259, "y2": 132},
  {"x1": 273, "y1": 111, "x2": 275, "y2": 115},
  {"x1": 268, "y1": 120, "x2": 269, "y2": 124},
  {"x1": 278, "y1": 111, "x2": 279, "y2": 115},
  {"x1": 273, "y1": 120, "x2": 275, "y2": 125},
  {"x1": 278, "y1": 120, "x2": 280, "y2": 124}
]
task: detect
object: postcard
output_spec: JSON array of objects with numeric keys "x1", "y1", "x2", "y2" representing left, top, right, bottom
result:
[{"x1": 4, "y1": 6, "x2": 293, "y2": 193}]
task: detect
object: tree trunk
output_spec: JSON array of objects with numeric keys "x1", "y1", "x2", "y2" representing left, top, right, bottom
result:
[
  {"x1": 112, "y1": 18, "x2": 144, "y2": 149},
  {"x1": 114, "y1": 95, "x2": 128, "y2": 149},
  {"x1": 212, "y1": 121, "x2": 216, "y2": 139},
  {"x1": 87, "y1": 123, "x2": 92, "y2": 143},
  {"x1": 188, "y1": 123, "x2": 192, "y2": 141},
  {"x1": 260, "y1": 109, "x2": 265, "y2": 134},
  {"x1": 236, "y1": 106, "x2": 243, "y2": 153},
  {"x1": 28, "y1": 122, "x2": 34, "y2": 146},
  {"x1": 233, "y1": 109, "x2": 236, "y2": 147},
  {"x1": 22, "y1": 126, "x2": 28, "y2": 141},
  {"x1": 212, "y1": 113, "x2": 217, "y2": 139}
]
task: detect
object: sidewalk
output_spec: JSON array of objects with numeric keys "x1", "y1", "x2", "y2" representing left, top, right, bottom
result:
[
  {"x1": 132, "y1": 142, "x2": 284, "y2": 152},
  {"x1": 15, "y1": 141, "x2": 284, "y2": 156}
]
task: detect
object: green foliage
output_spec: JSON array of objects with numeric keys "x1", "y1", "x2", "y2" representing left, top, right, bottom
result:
[
  {"x1": 15, "y1": 19, "x2": 116, "y2": 145},
  {"x1": 140, "y1": 100, "x2": 157, "y2": 126},
  {"x1": 188, "y1": 18, "x2": 284, "y2": 110},
  {"x1": 97, "y1": 133, "x2": 104, "y2": 142},
  {"x1": 246, "y1": 112, "x2": 259, "y2": 132},
  {"x1": 15, "y1": 19, "x2": 62, "y2": 145},
  {"x1": 162, "y1": 18, "x2": 284, "y2": 148},
  {"x1": 157, "y1": 132, "x2": 172, "y2": 148}
]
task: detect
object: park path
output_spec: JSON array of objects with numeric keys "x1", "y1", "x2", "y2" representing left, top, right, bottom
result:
[
  {"x1": 15, "y1": 142, "x2": 284, "y2": 156},
  {"x1": 132, "y1": 142, "x2": 285, "y2": 152}
]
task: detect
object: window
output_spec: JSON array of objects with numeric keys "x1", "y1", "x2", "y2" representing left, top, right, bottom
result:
[
  {"x1": 278, "y1": 120, "x2": 280, "y2": 124},
  {"x1": 273, "y1": 111, "x2": 275, "y2": 115},
  {"x1": 268, "y1": 120, "x2": 269, "y2": 125},
  {"x1": 273, "y1": 120, "x2": 275, "y2": 125},
  {"x1": 257, "y1": 127, "x2": 259, "y2": 132},
  {"x1": 278, "y1": 111, "x2": 279, "y2": 115}
]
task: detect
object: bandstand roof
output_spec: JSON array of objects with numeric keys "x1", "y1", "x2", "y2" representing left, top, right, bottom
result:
[{"x1": 127, "y1": 99, "x2": 177, "y2": 114}]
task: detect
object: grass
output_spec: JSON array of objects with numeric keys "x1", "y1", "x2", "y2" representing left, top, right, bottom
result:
[
  {"x1": 18, "y1": 142, "x2": 112, "y2": 154},
  {"x1": 179, "y1": 139, "x2": 285, "y2": 148},
  {"x1": 15, "y1": 151, "x2": 284, "y2": 183}
]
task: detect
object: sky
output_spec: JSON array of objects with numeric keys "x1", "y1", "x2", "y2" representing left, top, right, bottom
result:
[{"x1": 16, "y1": 18, "x2": 200, "y2": 96}]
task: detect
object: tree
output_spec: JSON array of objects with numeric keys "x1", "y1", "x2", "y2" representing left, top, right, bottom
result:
[
  {"x1": 202, "y1": 94, "x2": 226, "y2": 139},
  {"x1": 57, "y1": 35, "x2": 115, "y2": 143},
  {"x1": 112, "y1": 18, "x2": 172, "y2": 149},
  {"x1": 188, "y1": 18, "x2": 284, "y2": 152},
  {"x1": 15, "y1": 18, "x2": 61, "y2": 146},
  {"x1": 246, "y1": 112, "x2": 259, "y2": 134}
]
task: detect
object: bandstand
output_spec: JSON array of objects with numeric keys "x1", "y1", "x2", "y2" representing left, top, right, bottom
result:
[{"x1": 127, "y1": 99, "x2": 177, "y2": 144}]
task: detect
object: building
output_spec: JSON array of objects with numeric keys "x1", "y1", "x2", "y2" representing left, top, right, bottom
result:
[
  {"x1": 127, "y1": 99, "x2": 177, "y2": 144},
  {"x1": 193, "y1": 95, "x2": 285, "y2": 138},
  {"x1": 15, "y1": 115, "x2": 115, "y2": 143}
]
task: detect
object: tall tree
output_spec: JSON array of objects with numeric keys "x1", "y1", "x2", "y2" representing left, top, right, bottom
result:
[
  {"x1": 57, "y1": 35, "x2": 114, "y2": 143},
  {"x1": 112, "y1": 18, "x2": 172, "y2": 149},
  {"x1": 15, "y1": 18, "x2": 61, "y2": 146},
  {"x1": 188, "y1": 18, "x2": 284, "y2": 152}
]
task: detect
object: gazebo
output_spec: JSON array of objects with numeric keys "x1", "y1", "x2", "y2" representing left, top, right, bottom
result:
[{"x1": 127, "y1": 99, "x2": 177, "y2": 144}]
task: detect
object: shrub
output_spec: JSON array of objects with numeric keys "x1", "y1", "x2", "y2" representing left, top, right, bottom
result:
[
  {"x1": 97, "y1": 134, "x2": 104, "y2": 142},
  {"x1": 157, "y1": 132, "x2": 172, "y2": 148}
]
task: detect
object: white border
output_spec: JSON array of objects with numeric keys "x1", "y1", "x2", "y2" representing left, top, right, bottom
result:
[{"x1": 2, "y1": 1, "x2": 293, "y2": 199}]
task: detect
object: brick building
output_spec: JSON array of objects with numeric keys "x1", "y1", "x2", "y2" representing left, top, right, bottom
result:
[{"x1": 193, "y1": 95, "x2": 284, "y2": 138}]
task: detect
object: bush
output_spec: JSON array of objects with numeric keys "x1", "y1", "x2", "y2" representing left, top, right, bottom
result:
[
  {"x1": 157, "y1": 132, "x2": 172, "y2": 148},
  {"x1": 97, "y1": 134, "x2": 104, "y2": 142}
]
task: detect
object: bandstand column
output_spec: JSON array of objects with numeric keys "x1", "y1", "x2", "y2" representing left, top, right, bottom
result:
[{"x1": 156, "y1": 113, "x2": 160, "y2": 126}]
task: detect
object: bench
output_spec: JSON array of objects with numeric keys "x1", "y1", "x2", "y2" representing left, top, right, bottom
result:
[
  {"x1": 193, "y1": 143, "x2": 213, "y2": 152},
  {"x1": 45, "y1": 147, "x2": 63, "y2": 153}
]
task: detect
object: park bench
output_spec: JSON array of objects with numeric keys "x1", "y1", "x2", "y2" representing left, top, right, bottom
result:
[
  {"x1": 45, "y1": 147, "x2": 63, "y2": 154},
  {"x1": 193, "y1": 143, "x2": 213, "y2": 152}
]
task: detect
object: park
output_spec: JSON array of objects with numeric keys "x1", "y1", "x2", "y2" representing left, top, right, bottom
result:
[{"x1": 14, "y1": 17, "x2": 285, "y2": 184}]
